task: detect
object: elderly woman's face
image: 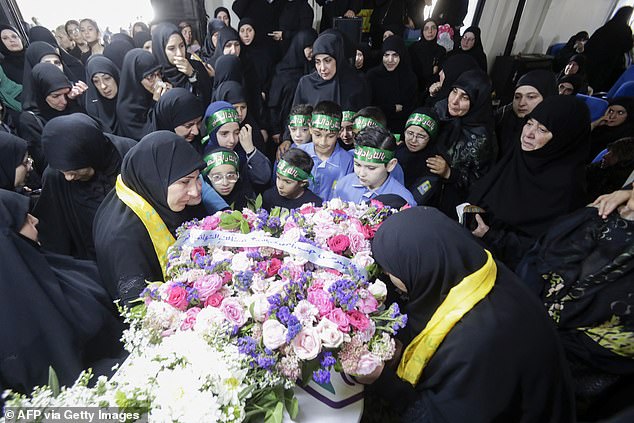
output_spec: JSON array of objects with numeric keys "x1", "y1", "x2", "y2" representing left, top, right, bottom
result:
[{"x1": 520, "y1": 118, "x2": 553, "y2": 151}]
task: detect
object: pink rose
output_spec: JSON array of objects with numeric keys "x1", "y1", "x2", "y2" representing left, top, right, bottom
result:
[
  {"x1": 347, "y1": 310, "x2": 371, "y2": 331},
  {"x1": 221, "y1": 271, "x2": 233, "y2": 284},
  {"x1": 221, "y1": 298, "x2": 248, "y2": 327},
  {"x1": 316, "y1": 318, "x2": 344, "y2": 348},
  {"x1": 307, "y1": 289, "x2": 334, "y2": 316},
  {"x1": 369, "y1": 199, "x2": 385, "y2": 208},
  {"x1": 266, "y1": 258, "x2": 282, "y2": 277},
  {"x1": 357, "y1": 292, "x2": 378, "y2": 314},
  {"x1": 193, "y1": 274, "x2": 223, "y2": 301},
  {"x1": 283, "y1": 220, "x2": 298, "y2": 231},
  {"x1": 327, "y1": 235, "x2": 350, "y2": 254},
  {"x1": 180, "y1": 307, "x2": 201, "y2": 330},
  {"x1": 166, "y1": 285, "x2": 189, "y2": 311},
  {"x1": 202, "y1": 215, "x2": 221, "y2": 230},
  {"x1": 190, "y1": 247, "x2": 206, "y2": 261},
  {"x1": 291, "y1": 327, "x2": 321, "y2": 360},
  {"x1": 327, "y1": 308, "x2": 350, "y2": 332},
  {"x1": 348, "y1": 230, "x2": 368, "y2": 254},
  {"x1": 355, "y1": 352, "x2": 381, "y2": 376},
  {"x1": 361, "y1": 225, "x2": 376, "y2": 240},
  {"x1": 299, "y1": 204, "x2": 316, "y2": 214},
  {"x1": 262, "y1": 319, "x2": 288, "y2": 350},
  {"x1": 204, "y1": 292, "x2": 223, "y2": 307}
]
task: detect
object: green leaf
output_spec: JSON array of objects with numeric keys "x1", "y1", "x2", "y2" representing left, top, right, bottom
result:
[
  {"x1": 264, "y1": 401, "x2": 284, "y2": 423},
  {"x1": 300, "y1": 359, "x2": 321, "y2": 385},
  {"x1": 284, "y1": 390, "x2": 299, "y2": 419},
  {"x1": 255, "y1": 194, "x2": 263, "y2": 210},
  {"x1": 48, "y1": 366, "x2": 60, "y2": 397},
  {"x1": 240, "y1": 219, "x2": 250, "y2": 234}
]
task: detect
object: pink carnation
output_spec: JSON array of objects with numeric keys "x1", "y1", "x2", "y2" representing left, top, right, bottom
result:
[
  {"x1": 204, "y1": 292, "x2": 223, "y2": 307},
  {"x1": 266, "y1": 258, "x2": 282, "y2": 277},
  {"x1": 221, "y1": 271, "x2": 233, "y2": 284},
  {"x1": 347, "y1": 230, "x2": 368, "y2": 254},
  {"x1": 180, "y1": 307, "x2": 201, "y2": 330},
  {"x1": 327, "y1": 308, "x2": 350, "y2": 332},
  {"x1": 357, "y1": 292, "x2": 379, "y2": 314},
  {"x1": 307, "y1": 289, "x2": 334, "y2": 316},
  {"x1": 202, "y1": 215, "x2": 221, "y2": 230},
  {"x1": 193, "y1": 274, "x2": 223, "y2": 301},
  {"x1": 299, "y1": 204, "x2": 316, "y2": 214},
  {"x1": 166, "y1": 285, "x2": 189, "y2": 311},
  {"x1": 347, "y1": 310, "x2": 371, "y2": 331},
  {"x1": 327, "y1": 234, "x2": 351, "y2": 254}
]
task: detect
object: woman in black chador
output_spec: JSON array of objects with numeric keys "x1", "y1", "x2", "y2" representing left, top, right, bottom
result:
[
  {"x1": 33, "y1": 113, "x2": 135, "y2": 260},
  {"x1": 0, "y1": 189, "x2": 123, "y2": 401},
  {"x1": 362, "y1": 206, "x2": 575, "y2": 422}
]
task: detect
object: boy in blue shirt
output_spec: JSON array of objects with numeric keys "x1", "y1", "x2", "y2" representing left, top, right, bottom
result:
[
  {"x1": 275, "y1": 104, "x2": 313, "y2": 160},
  {"x1": 297, "y1": 101, "x2": 353, "y2": 201},
  {"x1": 334, "y1": 126, "x2": 416, "y2": 207}
]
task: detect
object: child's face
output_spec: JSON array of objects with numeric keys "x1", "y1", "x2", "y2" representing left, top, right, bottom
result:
[
  {"x1": 404, "y1": 125, "x2": 430, "y2": 152},
  {"x1": 310, "y1": 127, "x2": 338, "y2": 157},
  {"x1": 216, "y1": 122, "x2": 240, "y2": 150},
  {"x1": 339, "y1": 121, "x2": 354, "y2": 146},
  {"x1": 276, "y1": 174, "x2": 305, "y2": 199},
  {"x1": 233, "y1": 102, "x2": 248, "y2": 123},
  {"x1": 353, "y1": 158, "x2": 390, "y2": 190},
  {"x1": 289, "y1": 125, "x2": 311, "y2": 144},
  {"x1": 208, "y1": 164, "x2": 239, "y2": 196}
]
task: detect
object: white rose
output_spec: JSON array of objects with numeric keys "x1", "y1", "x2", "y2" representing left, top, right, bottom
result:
[
  {"x1": 292, "y1": 300, "x2": 319, "y2": 326},
  {"x1": 212, "y1": 248, "x2": 234, "y2": 262},
  {"x1": 231, "y1": 252, "x2": 252, "y2": 273},
  {"x1": 316, "y1": 318, "x2": 344, "y2": 348},
  {"x1": 281, "y1": 227, "x2": 302, "y2": 243},
  {"x1": 355, "y1": 352, "x2": 381, "y2": 376},
  {"x1": 368, "y1": 279, "x2": 388, "y2": 300},
  {"x1": 194, "y1": 307, "x2": 226, "y2": 335},
  {"x1": 352, "y1": 250, "x2": 375, "y2": 269},
  {"x1": 262, "y1": 319, "x2": 288, "y2": 350},
  {"x1": 249, "y1": 294, "x2": 271, "y2": 322},
  {"x1": 266, "y1": 279, "x2": 287, "y2": 297},
  {"x1": 250, "y1": 274, "x2": 269, "y2": 294},
  {"x1": 291, "y1": 327, "x2": 321, "y2": 360},
  {"x1": 327, "y1": 198, "x2": 345, "y2": 210}
]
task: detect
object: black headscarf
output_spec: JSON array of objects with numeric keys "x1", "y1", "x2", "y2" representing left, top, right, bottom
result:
[
  {"x1": 34, "y1": 113, "x2": 134, "y2": 258},
  {"x1": 214, "y1": 6, "x2": 232, "y2": 27},
  {"x1": 589, "y1": 96, "x2": 634, "y2": 160},
  {"x1": 557, "y1": 73, "x2": 587, "y2": 95},
  {"x1": 210, "y1": 26, "x2": 241, "y2": 66},
  {"x1": 366, "y1": 35, "x2": 418, "y2": 132},
  {"x1": 396, "y1": 107, "x2": 440, "y2": 189},
  {"x1": 133, "y1": 31, "x2": 151, "y2": 49},
  {"x1": 237, "y1": 18, "x2": 277, "y2": 89},
  {"x1": 214, "y1": 80, "x2": 246, "y2": 104},
  {"x1": 84, "y1": 55, "x2": 120, "y2": 134},
  {"x1": 111, "y1": 32, "x2": 135, "y2": 48},
  {"x1": 103, "y1": 39, "x2": 134, "y2": 71},
  {"x1": 430, "y1": 53, "x2": 478, "y2": 104},
  {"x1": 93, "y1": 132, "x2": 206, "y2": 303},
  {"x1": 21, "y1": 41, "x2": 63, "y2": 111},
  {"x1": 293, "y1": 31, "x2": 370, "y2": 110},
  {"x1": 268, "y1": 28, "x2": 317, "y2": 108},
  {"x1": 370, "y1": 206, "x2": 575, "y2": 422},
  {"x1": 154, "y1": 87, "x2": 204, "y2": 131},
  {"x1": 469, "y1": 95, "x2": 590, "y2": 238},
  {"x1": 0, "y1": 133, "x2": 27, "y2": 190},
  {"x1": 199, "y1": 19, "x2": 226, "y2": 63},
  {"x1": 30, "y1": 62, "x2": 80, "y2": 121},
  {"x1": 212, "y1": 54, "x2": 243, "y2": 92},
  {"x1": 205, "y1": 146, "x2": 254, "y2": 210},
  {"x1": 152, "y1": 23, "x2": 189, "y2": 88},
  {"x1": 408, "y1": 19, "x2": 446, "y2": 90},
  {"x1": 0, "y1": 24, "x2": 25, "y2": 84},
  {"x1": 28, "y1": 26, "x2": 84, "y2": 82},
  {"x1": 0, "y1": 189, "x2": 123, "y2": 396},
  {"x1": 457, "y1": 26, "x2": 487, "y2": 71},
  {"x1": 115, "y1": 48, "x2": 161, "y2": 140},
  {"x1": 496, "y1": 69, "x2": 557, "y2": 158}
]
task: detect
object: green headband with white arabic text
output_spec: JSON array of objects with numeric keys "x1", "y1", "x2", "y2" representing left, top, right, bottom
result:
[
  {"x1": 342, "y1": 110, "x2": 355, "y2": 122},
  {"x1": 406, "y1": 113, "x2": 438, "y2": 137},
  {"x1": 353, "y1": 116, "x2": 385, "y2": 131},
  {"x1": 202, "y1": 108, "x2": 241, "y2": 144},
  {"x1": 289, "y1": 114, "x2": 311, "y2": 128},
  {"x1": 277, "y1": 159, "x2": 313, "y2": 182},
  {"x1": 311, "y1": 113, "x2": 341, "y2": 132},
  {"x1": 354, "y1": 146, "x2": 395, "y2": 164},
  {"x1": 203, "y1": 150, "x2": 240, "y2": 174}
]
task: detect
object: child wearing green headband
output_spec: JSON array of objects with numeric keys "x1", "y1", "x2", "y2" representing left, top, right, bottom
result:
[
  {"x1": 334, "y1": 126, "x2": 416, "y2": 206},
  {"x1": 297, "y1": 101, "x2": 353, "y2": 201},
  {"x1": 201, "y1": 147, "x2": 254, "y2": 210},
  {"x1": 276, "y1": 104, "x2": 314, "y2": 160},
  {"x1": 262, "y1": 149, "x2": 322, "y2": 211}
]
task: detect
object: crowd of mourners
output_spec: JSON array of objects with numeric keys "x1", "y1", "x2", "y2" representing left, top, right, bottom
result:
[{"x1": 0, "y1": 0, "x2": 633, "y2": 421}]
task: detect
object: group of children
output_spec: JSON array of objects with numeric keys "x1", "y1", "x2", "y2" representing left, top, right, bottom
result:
[{"x1": 199, "y1": 99, "x2": 431, "y2": 212}]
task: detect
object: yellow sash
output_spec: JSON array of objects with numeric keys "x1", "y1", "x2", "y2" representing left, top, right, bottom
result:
[
  {"x1": 115, "y1": 175, "x2": 175, "y2": 278},
  {"x1": 397, "y1": 250, "x2": 497, "y2": 386}
]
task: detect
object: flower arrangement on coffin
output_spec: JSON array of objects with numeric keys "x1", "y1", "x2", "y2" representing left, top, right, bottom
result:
[{"x1": 2, "y1": 199, "x2": 407, "y2": 423}]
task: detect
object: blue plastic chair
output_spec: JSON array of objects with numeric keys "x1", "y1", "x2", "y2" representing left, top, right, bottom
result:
[
  {"x1": 612, "y1": 80, "x2": 634, "y2": 98},
  {"x1": 591, "y1": 148, "x2": 608, "y2": 164},
  {"x1": 576, "y1": 94, "x2": 609, "y2": 121},
  {"x1": 606, "y1": 65, "x2": 634, "y2": 98},
  {"x1": 546, "y1": 42, "x2": 566, "y2": 56}
]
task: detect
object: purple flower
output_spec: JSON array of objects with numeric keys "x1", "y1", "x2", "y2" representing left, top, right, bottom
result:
[
  {"x1": 285, "y1": 315, "x2": 302, "y2": 343},
  {"x1": 237, "y1": 336, "x2": 257, "y2": 356},
  {"x1": 235, "y1": 270, "x2": 254, "y2": 291},
  {"x1": 320, "y1": 352, "x2": 336, "y2": 368},
  {"x1": 313, "y1": 368, "x2": 331, "y2": 384}
]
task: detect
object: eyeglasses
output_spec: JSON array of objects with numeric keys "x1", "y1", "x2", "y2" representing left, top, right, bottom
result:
[
  {"x1": 144, "y1": 71, "x2": 162, "y2": 82},
  {"x1": 405, "y1": 130, "x2": 429, "y2": 143},
  {"x1": 209, "y1": 172, "x2": 239, "y2": 184},
  {"x1": 607, "y1": 108, "x2": 627, "y2": 116}
]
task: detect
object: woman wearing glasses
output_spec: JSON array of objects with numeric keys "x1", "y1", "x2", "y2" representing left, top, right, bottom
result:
[
  {"x1": 589, "y1": 97, "x2": 634, "y2": 161},
  {"x1": 116, "y1": 48, "x2": 171, "y2": 140}
]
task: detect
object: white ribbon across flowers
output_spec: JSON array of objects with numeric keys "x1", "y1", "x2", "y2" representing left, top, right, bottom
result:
[{"x1": 172, "y1": 229, "x2": 367, "y2": 278}]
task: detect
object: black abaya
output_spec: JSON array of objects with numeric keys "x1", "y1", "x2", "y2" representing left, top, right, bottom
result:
[
  {"x1": 0, "y1": 24, "x2": 25, "y2": 84},
  {"x1": 0, "y1": 132, "x2": 27, "y2": 190},
  {"x1": 84, "y1": 55, "x2": 120, "y2": 134},
  {"x1": 93, "y1": 132, "x2": 206, "y2": 305},
  {"x1": 368, "y1": 207, "x2": 575, "y2": 422}
]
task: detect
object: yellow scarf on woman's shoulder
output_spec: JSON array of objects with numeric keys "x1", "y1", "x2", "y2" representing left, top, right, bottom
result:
[
  {"x1": 115, "y1": 175, "x2": 175, "y2": 278},
  {"x1": 397, "y1": 250, "x2": 497, "y2": 386}
]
